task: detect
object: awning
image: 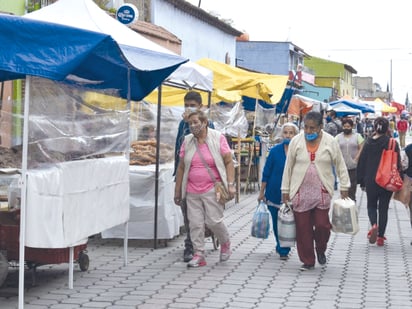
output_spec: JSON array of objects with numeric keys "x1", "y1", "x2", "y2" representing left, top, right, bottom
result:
[{"x1": 329, "y1": 99, "x2": 375, "y2": 114}]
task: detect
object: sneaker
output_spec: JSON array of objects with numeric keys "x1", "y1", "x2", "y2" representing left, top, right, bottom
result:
[
  {"x1": 220, "y1": 241, "x2": 232, "y2": 262},
  {"x1": 317, "y1": 253, "x2": 326, "y2": 265},
  {"x1": 300, "y1": 264, "x2": 315, "y2": 271},
  {"x1": 187, "y1": 254, "x2": 206, "y2": 268},
  {"x1": 279, "y1": 255, "x2": 289, "y2": 261},
  {"x1": 367, "y1": 224, "x2": 378, "y2": 244},
  {"x1": 183, "y1": 247, "x2": 193, "y2": 262},
  {"x1": 377, "y1": 236, "x2": 387, "y2": 246}
]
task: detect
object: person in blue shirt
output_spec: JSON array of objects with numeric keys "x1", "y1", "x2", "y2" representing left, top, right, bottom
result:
[
  {"x1": 258, "y1": 122, "x2": 299, "y2": 260},
  {"x1": 174, "y1": 91, "x2": 214, "y2": 262}
]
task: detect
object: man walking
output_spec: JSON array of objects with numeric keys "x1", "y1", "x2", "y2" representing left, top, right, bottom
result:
[{"x1": 397, "y1": 116, "x2": 408, "y2": 148}]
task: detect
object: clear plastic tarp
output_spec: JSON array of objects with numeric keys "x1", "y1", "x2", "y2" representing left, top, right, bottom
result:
[
  {"x1": 129, "y1": 101, "x2": 181, "y2": 166},
  {"x1": 209, "y1": 102, "x2": 248, "y2": 138},
  {"x1": 0, "y1": 77, "x2": 129, "y2": 170}
]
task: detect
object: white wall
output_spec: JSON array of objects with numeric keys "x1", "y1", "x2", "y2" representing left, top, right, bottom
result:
[{"x1": 151, "y1": 0, "x2": 237, "y2": 63}]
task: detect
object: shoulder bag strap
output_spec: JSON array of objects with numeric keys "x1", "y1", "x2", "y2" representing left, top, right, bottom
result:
[{"x1": 195, "y1": 141, "x2": 217, "y2": 184}]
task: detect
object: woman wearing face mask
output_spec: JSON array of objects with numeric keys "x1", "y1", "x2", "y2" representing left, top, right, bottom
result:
[
  {"x1": 258, "y1": 122, "x2": 299, "y2": 260},
  {"x1": 357, "y1": 117, "x2": 401, "y2": 247},
  {"x1": 174, "y1": 110, "x2": 236, "y2": 267},
  {"x1": 335, "y1": 118, "x2": 364, "y2": 201},
  {"x1": 281, "y1": 111, "x2": 350, "y2": 271},
  {"x1": 174, "y1": 91, "x2": 215, "y2": 263}
]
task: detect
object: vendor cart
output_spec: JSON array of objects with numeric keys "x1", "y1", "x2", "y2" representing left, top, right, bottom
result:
[{"x1": 0, "y1": 209, "x2": 89, "y2": 287}]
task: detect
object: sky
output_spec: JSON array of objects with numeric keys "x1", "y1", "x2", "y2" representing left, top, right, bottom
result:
[{"x1": 187, "y1": 0, "x2": 412, "y2": 103}]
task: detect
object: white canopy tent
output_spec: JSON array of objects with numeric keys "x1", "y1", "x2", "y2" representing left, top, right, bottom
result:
[
  {"x1": 25, "y1": 0, "x2": 213, "y2": 92},
  {"x1": 327, "y1": 102, "x2": 362, "y2": 117},
  {"x1": 25, "y1": 0, "x2": 214, "y2": 247}
]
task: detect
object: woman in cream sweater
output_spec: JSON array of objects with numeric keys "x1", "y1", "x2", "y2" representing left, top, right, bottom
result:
[{"x1": 281, "y1": 111, "x2": 350, "y2": 271}]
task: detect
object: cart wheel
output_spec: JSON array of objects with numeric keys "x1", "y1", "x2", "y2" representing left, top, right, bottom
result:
[
  {"x1": 78, "y1": 252, "x2": 89, "y2": 272},
  {"x1": 211, "y1": 235, "x2": 219, "y2": 250},
  {"x1": 0, "y1": 252, "x2": 8, "y2": 287}
]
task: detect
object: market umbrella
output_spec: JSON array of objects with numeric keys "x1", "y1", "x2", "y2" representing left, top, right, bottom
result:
[
  {"x1": 329, "y1": 99, "x2": 375, "y2": 114},
  {"x1": 391, "y1": 101, "x2": 406, "y2": 115},
  {"x1": 327, "y1": 102, "x2": 361, "y2": 117}
]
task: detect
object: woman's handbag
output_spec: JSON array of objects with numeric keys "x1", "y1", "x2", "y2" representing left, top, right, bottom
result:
[
  {"x1": 214, "y1": 181, "x2": 231, "y2": 205},
  {"x1": 393, "y1": 175, "x2": 411, "y2": 207},
  {"x1": 277, "y1": 203, "x2": 296, "y2": 247},
  {"x1": 375, "y1": 138, "x2": 403, "y2": 192},
  {"x1": 251, "y1": 201, "x2": 270, "y2": 239},
  {"x1": 331, "y1": 198, "x2": 359, "y2": 235},
  {"x1": 195, "y1": 142, "x2": 233, "y2": 205}
]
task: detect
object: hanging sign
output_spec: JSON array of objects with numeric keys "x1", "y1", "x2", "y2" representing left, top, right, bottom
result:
[{"x1": 116, "y1": 3, "x2": 138, "y2": 25}]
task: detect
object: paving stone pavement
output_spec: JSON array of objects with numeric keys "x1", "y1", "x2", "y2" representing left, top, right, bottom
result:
[
  {"x1": 1, "y1": 186, "x2": 412, "y2": 309},
  {"x1": 1, "y1": 134, "x2": 412, "y2": 309}
]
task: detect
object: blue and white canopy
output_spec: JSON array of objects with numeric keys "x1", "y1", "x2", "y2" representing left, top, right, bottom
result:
[{"x1": 0, "y1": 13, "x2": 187, "y2": 100}]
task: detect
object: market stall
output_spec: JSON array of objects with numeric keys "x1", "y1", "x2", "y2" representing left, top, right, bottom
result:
[
  {"x1": 102, "y1": 163, "x2": 182, "y2": 239},
  {"x1": 25, "y1": 0, "x2": 216, "y2": 246},
  {"x1": 0, "y1": 13, "x2": 187, "y2": 308},
  {"x1": 102, "y1": 102, "x2": 184, "y2": 240}
]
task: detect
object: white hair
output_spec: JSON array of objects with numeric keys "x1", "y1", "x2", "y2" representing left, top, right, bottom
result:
[{"x1": 281, "y1": 122, "x2": 299, "y2": 135}]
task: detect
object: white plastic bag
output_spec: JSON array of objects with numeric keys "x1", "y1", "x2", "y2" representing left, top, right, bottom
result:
[
  {"x1": 331, "y1": 198, "x2": 359, "y2": 235},
  {"x1": 401, "y1": 149, "x2": 409, "y2": 171},
  {"x1": 251, "y1": 201, "x2": 270, "y2": 239},
  {"x1": 277, "y1": 203, "x2": 296, "y2": 247}
]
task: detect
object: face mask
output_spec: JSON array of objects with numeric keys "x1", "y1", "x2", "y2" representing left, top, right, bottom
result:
[
  {"x1": 305, "y1": 132, "x2": 318, "y2": 141},
  {"x1": 283, "y1": 138, "x2": 291, "y2": 145},
  {"x1": 185, "y1": 107, "x2": 198, "y2": 113},
  {"x1": 326, "y1": 116, "x2": 332, "y2": 122},
  {"x1": 343, "y1": 129, "x2": 352, "y2": 135},
  {"x1": 190, "y1": 123, "x2": 204, "y2": 135}
]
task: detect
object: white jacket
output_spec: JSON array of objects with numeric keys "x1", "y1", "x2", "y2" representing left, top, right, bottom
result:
[{"x1": 281, "y1": 131, "x2": 350, "y2": 199}]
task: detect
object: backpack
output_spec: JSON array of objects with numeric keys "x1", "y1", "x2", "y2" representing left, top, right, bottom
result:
[
  {"x1": 325, "y1": 121, "x2": 339, "y2": 137},
  {"x1": 333, "y1": 120, "x2": 343, "y2": 134}
]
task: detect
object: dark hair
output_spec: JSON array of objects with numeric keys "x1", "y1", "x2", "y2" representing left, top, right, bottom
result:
[
  {"x1": 184, "y1": 91, "x2": 202, "y2": 104},
  {"x1": 329, "y1": 110, "x2": 337, "y2": 118},
  {"x1": 374, "y1": 117, "x2": 389, "y2": 134},
  {"x1": 304, "y1": 111, "x2": 323, "y2": 126},
  {"x1": 341, "y1": 118, "x2": 353, "y2": 127}
]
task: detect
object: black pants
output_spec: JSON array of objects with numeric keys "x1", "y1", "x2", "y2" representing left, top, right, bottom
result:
[
  {"x1": 366, "y1": 184, "x2": 392, "y2": 237},
  {"x1": 181, "y1": 200, "x2": 193, "y2": 250},
  {"x1": 348, "y1": 169, "x2": 357, "y2": 201}
]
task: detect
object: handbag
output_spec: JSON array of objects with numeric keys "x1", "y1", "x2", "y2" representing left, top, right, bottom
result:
[
  {"x1": 195, "y1": 142, "x2": 233, "y2": 205},
  {"x1": 393, "y1": 175, "x2": 411, "y2": 207},
  {"x1": 375, "y1": 138, "x2": 403, "y2": 192},
  {"x1": 331, "y1": 198, "x2": 359, "y2": 235},
  {"x1": 251, "y1": 201, "x2": 270, "y2": 239},
  {"x1": 277, "y1": 202, "x2": 296, "y2": 247},
  {"x1": 214, "y1": 181, "x2": 231, "y2": 204}
]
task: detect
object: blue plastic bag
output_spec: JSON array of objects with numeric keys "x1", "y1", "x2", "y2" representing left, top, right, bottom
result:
[{"x1": 251, "y1": 201, "x2": 270, "y2": 239}]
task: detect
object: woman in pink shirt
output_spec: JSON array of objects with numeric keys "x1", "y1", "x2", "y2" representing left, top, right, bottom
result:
[{"x1": 174, "y1": 111, "x2": 236, "y2": 267}]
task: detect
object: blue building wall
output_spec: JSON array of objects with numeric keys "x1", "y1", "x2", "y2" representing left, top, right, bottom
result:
[
  {"x1": 301, "y1": 81, "x2": 332, "y2": 103},
  {"x1": 236, "y1": 41, "x2": 290, "y2": 75}
]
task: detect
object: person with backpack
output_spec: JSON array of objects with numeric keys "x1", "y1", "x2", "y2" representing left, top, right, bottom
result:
[
  {"x1": 324, "y1": 110, "x2": 342, "y2": 137},
  {"x1": 324, "y1": 110, "x2": 342, "y2": 189}
]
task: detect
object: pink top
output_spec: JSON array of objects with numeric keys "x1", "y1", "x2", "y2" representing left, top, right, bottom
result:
[
  {"x1": 291, "y1": 152, "x2": 331, "y2": 212},
  {"x1": 180, "y1": 135, "x2": 231, "y2": 194}
]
